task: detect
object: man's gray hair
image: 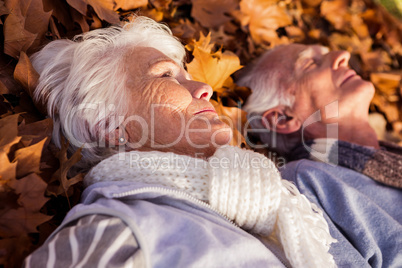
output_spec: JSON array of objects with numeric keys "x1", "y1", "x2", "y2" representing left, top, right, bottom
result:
[
  {"x1": 237, "y1": 47, "x2": 299, "y2": 155},
  {"x1": 31, "y1": 16, "x2": 186, "y2": 171}
]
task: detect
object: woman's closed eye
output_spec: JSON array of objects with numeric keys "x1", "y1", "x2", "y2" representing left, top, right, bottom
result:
[{"x1": 161, "y1": 70, "x2": 174, "y2": 78}]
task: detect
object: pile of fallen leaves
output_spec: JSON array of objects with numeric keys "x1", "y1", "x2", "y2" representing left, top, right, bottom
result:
[{"x1": 1, "y1": 0, "x2": 402, "y2": 266}]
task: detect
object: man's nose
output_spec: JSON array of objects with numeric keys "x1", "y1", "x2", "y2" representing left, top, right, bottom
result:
[
  {"x1": 186, "y1": 80, "x2": 213, "y2": 101},
  {"x1": 330, "y1": 50, "x2": 350, "y2": 69}
]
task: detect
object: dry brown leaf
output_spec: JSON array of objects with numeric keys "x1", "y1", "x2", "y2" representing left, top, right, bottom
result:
[
  {"x1": 371, "y1": 93, "x2": 400, "y2": 122},
  {"x1": 0, "y1": 235, "x2": 31, "y2": 268},
  {"x1": 328, "y1": 33, "x2": 372, "y2": 54},
  {"x1": 18, "y1": 118, "x2": 53, "y2": 145},
  {"x1": 171, "y1": 19, "x2": 204, "y2": 43},
  {"x1": 115, "y1": 0, "x2": 148, "y2": 11},
  {"x1": 236, "y1": 0, "x2": 292, "y2": 45},
  {"x1": 66, "y1": 0, "x2": 119, "y2": 23},
  {"x1": 150, "y1": 0, "x2": 172, "y2": 9},
  {"x1": 361, "y1": 50, "x2": 392, "y2": 72},
  {"x1": 43, "y1": 0, "x2": 76, "y2": 30},
  {"x1": 302, "y1": 0, "x2": 322, "y2": 7},
  {"x1": 0, "y1": 1, "x2": 10, "y2": 18},
  {"x1": 0, "y1": 153, "x2": 17, "y2": 182},
  {"x1": 191, "y1": 0, "x2": 238, "y2": 28},
  {"x1": 14, "y1": 51, "x2": 39, "y2": 98},
  {"x1": 3, "y1": 12, "x2": 37, "y2": 58},
  {"x1": 0, "y1": 114, "x2": 20, "y2": 148},
  {"x1": 186, "y1": 32, "x2": 242, "y2": 90},
  {"x1": 321, "y1": 0, "x2": 350, "y2": 30},
  {"x1": 48, "y1": 138, "x2": 83, "y2": 198},
  {"x1": 0, "y1": 174, "x2": 51, "y2": 237},
  {"x1": 139, "y1": 8, "x2": 164, "y2": 22},
  {"x1": 371, "y1": 72, "x2": 401, "y2": 96},
  {"x1": 14, "y1": 138, "x2": 47, "y2": 178},
  {"x1": 210, "y1": 26, "x2": 235, "y2": 48},
  {"x1": 3, "y1": 0, "x2": 52, "y2": 58}
]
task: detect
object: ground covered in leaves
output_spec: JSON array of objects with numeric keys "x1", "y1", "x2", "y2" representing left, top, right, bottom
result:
[{"x1": 1, "y1": 0, "x2": 402, "y2": 266}]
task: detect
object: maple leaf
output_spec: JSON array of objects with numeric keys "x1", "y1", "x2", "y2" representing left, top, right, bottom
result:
[
  {"x1": 115, "y1": 0, "x2": 148, "y2": 11},
  {"x1": 0, "y1": 235, "x2": 31, "y2": 268},
  {"x1": 235, "y1": 0, "x2": 292, "y2": 45},
  {"x1": 191, "y1": 0, "x2": 238, "y2": 28},
  {"x1": 0, "y1": 174, "x2": 52, "y2": 237},
  {"x1": 186, "y1": 32, "x2": 242, "y2": 91},
  {"x1": 66, "y1": 0, "x2": 120, "y2": 23},
  {"x1": 47, "y1": 137, "x2": 83, "y2": 202},
  {"x1": 321, "y1": 0, "x2": 351, "y2": 30},
  {"x1": 3, "y1": 0, "x2": 52, "y2": 58},
  {"x1": 211, "y1": 99, "x2": 248, "y2": 148},
  {"x1": 150, "y1": 0, "x2": 172, "y2": 9},
  {"x1": 14, "y1": 138, "x2": 47, "y2": 178}
]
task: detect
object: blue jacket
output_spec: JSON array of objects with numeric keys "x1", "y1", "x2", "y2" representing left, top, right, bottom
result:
[
  {"x1": 24, "y1": 181, "x2": 288, "y2": 268},
  {"x1": 281, "y1": 159, "x2": 402, "y2": 268}
]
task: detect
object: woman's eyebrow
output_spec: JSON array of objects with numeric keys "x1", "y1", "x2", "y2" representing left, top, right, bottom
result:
[{"x1": 148, "y1": 58, "x2": 178, "y2": 69}]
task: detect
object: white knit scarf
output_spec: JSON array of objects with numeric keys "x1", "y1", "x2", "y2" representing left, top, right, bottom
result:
[{"x1": 85, "y1": 146, "x2": 337, "y2": 267}]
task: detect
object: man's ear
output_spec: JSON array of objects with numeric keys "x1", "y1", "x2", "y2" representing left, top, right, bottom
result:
[{"x1": 261, "y1": 106, "x2": 301, "y2": 134}]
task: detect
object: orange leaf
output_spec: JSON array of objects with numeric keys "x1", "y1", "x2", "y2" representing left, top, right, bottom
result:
[
  {"x1": 371, "y1": 72, "x2": 401, "y2": 96},
  {"x1": 321, "y1": 0, "x2": 350, "y2": 30},
  {"x1": 211, "y1": 99, "x2": 248, "y2": 147},
  {"x1": 191, "y1": 0, "x2": 238, "y2": 28},
  {"x1": 66, "y1": 0, "x2": 119, "y2": 23},
  {"x1": 236, "y1": 0, "x2": 292, "y2": 45},
  {"x1": 14, "y1": 52, "x2": 39, "y2": 98},
  {"x1": 0, "y1": 114, "x2": 20, "y2": 149},
  {"x1": 0, "y1": 153, "x2": 17, "y2": 182},
  {"x1": 13, "y1": 138, "x2": 47, "y2": 178},
  {"x1": 115, "y1": 0, "x2": 148, "y2": 11},
  {"x1": 186, "y1": 32, "x2": 242, "y2": 91}
]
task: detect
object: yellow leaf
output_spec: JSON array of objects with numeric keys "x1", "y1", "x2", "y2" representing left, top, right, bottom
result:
[
  {"x1": 186, "y1": 32, "x2": 242, "y2": 90},
  {"x1": 211, "y1": 99, "x2": 248, "y2": 147}
]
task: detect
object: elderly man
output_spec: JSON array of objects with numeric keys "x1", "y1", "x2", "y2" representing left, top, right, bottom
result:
[{"x1": 237, "y1": 43, "x2": 402, "y2": 268}]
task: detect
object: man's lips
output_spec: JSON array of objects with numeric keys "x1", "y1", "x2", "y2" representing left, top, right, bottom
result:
[{"x1": 340, "y1": 69, "x2": 357, "y2": 87}]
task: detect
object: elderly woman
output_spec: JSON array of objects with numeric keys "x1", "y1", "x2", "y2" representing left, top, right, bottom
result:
[
  {"x1": 23, "y1": 18, "x2": 335, "y2": 268},
  {"x1": 237, "y1": 43, "x2": 402, "y2": 267}
]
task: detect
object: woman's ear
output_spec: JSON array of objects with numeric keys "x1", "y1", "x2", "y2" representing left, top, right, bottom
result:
[
  {"x1": 104, "y1": 126, "x2": 128, "y2": 146},
  {"x1": 261, "y1": 106, "x2": 301, "y2": 134}
]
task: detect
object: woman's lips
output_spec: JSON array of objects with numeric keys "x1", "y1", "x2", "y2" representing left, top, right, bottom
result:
[
  {"x1": 340, "y1": 69, "x2": 357, "y2": 87},
  {"x1": 194, "y1": 108, "x2": 217, "y2": 115}
]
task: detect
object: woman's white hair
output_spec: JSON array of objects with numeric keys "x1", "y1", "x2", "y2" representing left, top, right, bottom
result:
[
  {"x1": 31, "y1": 16, "x2": 186, "y2": 171},
  {"x1": 237, "y1": 47, "x2": 299, "y2": 155}
]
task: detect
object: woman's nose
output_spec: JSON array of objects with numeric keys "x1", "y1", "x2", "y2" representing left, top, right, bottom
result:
[
  {"x1": 185, "y1": 80, "x2": 213, "y2": 101},
  {"x1": 330, "y1": 50, "x2": 350, "y2": 69}
]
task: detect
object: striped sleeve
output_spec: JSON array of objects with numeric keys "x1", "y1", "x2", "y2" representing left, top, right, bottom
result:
[{"x1": 24, "y1": 215, "x2": 145, "y2": 268}]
